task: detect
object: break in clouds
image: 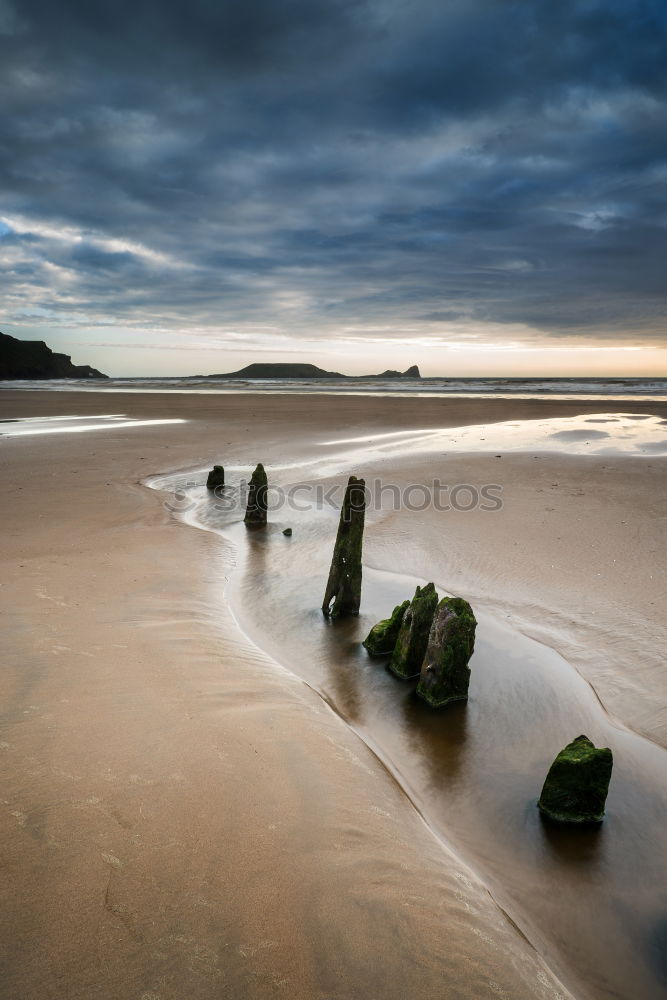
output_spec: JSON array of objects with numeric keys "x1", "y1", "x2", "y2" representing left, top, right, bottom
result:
[{"x1": 0, "y1": 0, "x2": 666, "y2": 349}]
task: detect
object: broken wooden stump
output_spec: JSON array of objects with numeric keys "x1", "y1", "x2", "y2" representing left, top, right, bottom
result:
[
  {"x1": 244, "y1": 463, "x2": 268, "y2": 527},
  {"x1": 388, "y1": 583, "x2": 438, "y2": 679},
  {"x1": 363, "y1": 600, "x2": 410, "y2": 656},
  {"x1": 322, "y1": 475, "x2": 366, "y2": 618},
  {"x1": 206, "y1": 465, "x2": 225, "y2": 490},
  {"x1": 416, "y1": 596, "x2": 477, "y2": 707}
]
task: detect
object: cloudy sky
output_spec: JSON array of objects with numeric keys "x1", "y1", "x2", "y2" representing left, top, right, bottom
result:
[{"x1": 1, "y1": 0, "x2": 666, "y2": 376}]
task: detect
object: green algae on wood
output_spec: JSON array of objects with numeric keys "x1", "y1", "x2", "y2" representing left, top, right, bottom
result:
[
  {"x1": 388, "y1": 583, "x2": 438, "y2": 679},
  {"x1": 416, "y1": 596, "x2": 477, "y2": 707},
  {"x1": 538, "y1": 735, "x2": 613, "y2": 824},
  {"x1": 363, "y1": 600, "x2": 410, "y2": 657},
  {"x1": 244, "y1": 463, "x2": 268, "y2": 527},
  {"x1": 322, "y1": 475, "x2": 366, "y2": 618},
  {"x1": 206, "y1": 464, "x2": 225, "y2": 490}
]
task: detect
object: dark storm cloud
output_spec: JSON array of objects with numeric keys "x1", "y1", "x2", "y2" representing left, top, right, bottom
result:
[{"x1": 1, "y1": 0, "x2": 666, "y2": 342}]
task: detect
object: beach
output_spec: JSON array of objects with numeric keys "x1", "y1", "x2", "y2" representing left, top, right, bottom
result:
[{"x1": 1, "y1": 387, "x2": 666, "y2": 1000}]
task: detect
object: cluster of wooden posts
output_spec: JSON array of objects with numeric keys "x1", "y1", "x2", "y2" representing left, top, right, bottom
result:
[
  {"x1": 321, "y1": 477, "x2": 476, "y2": 708},
  {"x1": 207, "y1": 466, "x2": 613, "y2": 823}
]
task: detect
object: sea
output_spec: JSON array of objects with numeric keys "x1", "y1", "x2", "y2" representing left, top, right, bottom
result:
[{"x1": 1, "y1": 375, "x2": 666, "y2": 399}]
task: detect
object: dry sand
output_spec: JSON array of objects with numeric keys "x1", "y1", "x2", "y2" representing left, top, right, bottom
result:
[{"x1": 1, "y1": 388, "x2": 665, "y2": 1000}]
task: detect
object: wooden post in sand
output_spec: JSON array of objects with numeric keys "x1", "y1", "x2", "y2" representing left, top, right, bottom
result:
[
  {"x1": 322, "y1": 475, "x2": 366, "y2": 617},
  {"x1": 416, "y1": 596, "x2": 476, "y2": 705},
  {"x1": 388, "y1": 583, "x2": 438, "y2": 679},
  {"x1": 206, "y1": 465, "x2": 225, "y2": 490},
  {"x1": 244, "y1": 463, "x2": 268, "y2": 527}
]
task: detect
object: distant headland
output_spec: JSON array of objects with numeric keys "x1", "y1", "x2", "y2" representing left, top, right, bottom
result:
[
  {"x1": 0, "y1": 335, "x2": 422, "y2": 380},
  {"x1": 202, "y1": 362, "x2": 421, "y2": 380},
  {"x1": 0, "y1": 332, "x2": 107, "y2": 379}
]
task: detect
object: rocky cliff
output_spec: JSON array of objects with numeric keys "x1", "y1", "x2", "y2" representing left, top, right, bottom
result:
[{"x1": 0, "y1": 332, "x2": 107, "y2": 379}]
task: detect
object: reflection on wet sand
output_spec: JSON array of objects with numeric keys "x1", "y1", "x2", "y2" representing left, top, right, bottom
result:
[
  {"x1": 401, "y1": 695, "x2": 469, "y2": 790},
  {"x1": 0, "y1": 413, "x2": 186, "y2": 436},
  {"x1": 318, "y1": 412, "x2": 667, "y2": 460},
  {"x1": 538, "y1": 815, "x2": 605, "y2": 867}
]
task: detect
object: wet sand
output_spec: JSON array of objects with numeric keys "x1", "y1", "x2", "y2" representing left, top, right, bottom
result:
[{"x1": 1, "y1": 388, "x2": 666, "y2": 999}]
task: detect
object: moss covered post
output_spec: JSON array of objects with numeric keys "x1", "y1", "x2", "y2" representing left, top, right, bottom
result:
[
  {"x1": 363, "y1": 600, "x2": 411, "y2": 656},
  {"x1": 388, "y1": 583, "x2": 438, "y2": 679},
  {"x1": 322, "y1": 475, "x2": 366, "y2": 617},
  {"x1": 416, "y1": 596, "x2": 477, "y2": 706},
  {"x1": 538, "y1": 735, "x2": 613, "y2": 823}
]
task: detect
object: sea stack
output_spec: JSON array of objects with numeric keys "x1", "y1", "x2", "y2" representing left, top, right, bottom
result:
[
  {"x1": 538, "y1": 735, "x2": 613, "y2": 824},
  {"x1": 322, "y1": 475, "x2": 366, "y2": 618},
  {"x1": 363, "y1": 600, "x2": 410, "y2": 656},
  {"x1": 244, "y1": 463, "x2": 268, "y2": 527},
  {"x1": 388, "y1": 583, "x2": 438, "y2": 679},
  {"x1": 416, "y1": 597, "x2": 477, "y2": 707},
  {"x1": 206, "y1": 465, "x2": 225, "y2": 490}
]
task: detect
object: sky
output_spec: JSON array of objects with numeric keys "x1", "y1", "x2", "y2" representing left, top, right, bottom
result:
[{"x1": 1, "y1": 0, "x2": 666, "y2": 377}]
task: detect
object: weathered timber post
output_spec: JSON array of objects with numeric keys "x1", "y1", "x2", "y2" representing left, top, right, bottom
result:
[
  {"x1": 388, "y1": 582, "x2": 438, "y2": 679},
  {"x1": 322, "y1": 475, "x2": 366, "y2": 617},
  {"x1": 244, "y1": 463, "x2": 268, "y2": 527},
  {"x1": 206, "y1": 465, "x2": 225, "y2": 490},
  {"x1": 416, "y1": 596, "x2": 477, "y2": 706}
]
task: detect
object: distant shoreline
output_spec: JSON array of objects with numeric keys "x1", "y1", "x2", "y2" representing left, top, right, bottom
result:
[{"x1": 2, "y1": 374, "x2": 666, "y2": 400}]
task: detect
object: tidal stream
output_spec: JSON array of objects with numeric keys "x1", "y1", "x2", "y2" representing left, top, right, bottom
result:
[{"x1": 148, "y1": 439, "x2": 667, "y2": 1000}]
